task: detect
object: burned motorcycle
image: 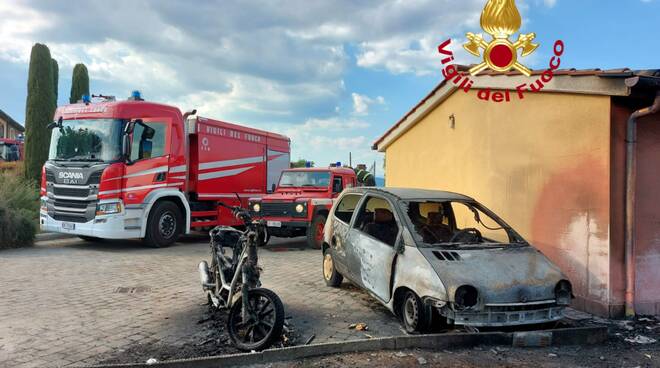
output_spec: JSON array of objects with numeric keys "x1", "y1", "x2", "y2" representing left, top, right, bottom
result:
[{"x1": 198, "y1": 202, "x2": 284, "y2": 351}]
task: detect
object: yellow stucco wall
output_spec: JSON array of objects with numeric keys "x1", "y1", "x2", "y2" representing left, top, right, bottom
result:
[{"x1": 385, "y1": 90, "x2": 612, "y2": 312}]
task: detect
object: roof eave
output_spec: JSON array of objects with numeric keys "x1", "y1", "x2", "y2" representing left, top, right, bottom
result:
[{"x1": 373, "y1": 74, "x2": 632, "y2": 152}]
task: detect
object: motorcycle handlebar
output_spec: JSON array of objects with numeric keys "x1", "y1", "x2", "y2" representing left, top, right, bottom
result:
[{"x1": 217, "y1": 201, "x2": 252, "y2": 224}]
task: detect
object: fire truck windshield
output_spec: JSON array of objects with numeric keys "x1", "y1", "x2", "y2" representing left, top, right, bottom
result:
[
  {"x1": 279, "y1": 171, "x2": 330, "y2": 188},
  {"x1": 48, "y1": 119, "x2": 124, "y2": 163}
]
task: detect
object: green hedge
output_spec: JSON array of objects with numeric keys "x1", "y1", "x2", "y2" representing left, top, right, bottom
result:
[{"x1": 0, "y1": 173, "x2": 39, "y2": 249}]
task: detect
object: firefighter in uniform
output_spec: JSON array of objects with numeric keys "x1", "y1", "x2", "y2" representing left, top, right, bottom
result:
[{"x1": 354, "y1": 164, "x2": 376, "y2": 187}]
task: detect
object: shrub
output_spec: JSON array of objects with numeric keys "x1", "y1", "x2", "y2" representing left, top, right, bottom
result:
[{"x1": 0, "y1": 172, "x2": 39, "y2": 249}]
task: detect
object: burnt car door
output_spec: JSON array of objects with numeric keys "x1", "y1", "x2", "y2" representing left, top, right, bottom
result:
[
  {"x1": 349, "y1": 195, "x2": 400, "y2": 302},
  {"x1": 330, "y1": 193, "x2": 362, "y2": 280}
]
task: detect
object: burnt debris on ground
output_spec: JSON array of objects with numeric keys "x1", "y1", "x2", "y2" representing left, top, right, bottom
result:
[{"x1": 98, "y1": 305, "x2": 298, "y2": 365}]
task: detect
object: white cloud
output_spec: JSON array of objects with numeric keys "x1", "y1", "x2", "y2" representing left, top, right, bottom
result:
[
  {"x1": 0, "y1": 1, "x2": 51, "y2": 63},
  {"x1": 2, "y1": 0, "x2": 557, "y2": 170},
  {"x1": 351, "y1": 93, "x2": 385, "y2": 115},
  {"x1": 263, "y1": 116, "x2": 375, "y2": 165}
]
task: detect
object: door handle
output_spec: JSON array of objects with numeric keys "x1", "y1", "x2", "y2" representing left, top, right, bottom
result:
[{"x1": 154, "y1": 172, "x2": 167, "y2": 182}]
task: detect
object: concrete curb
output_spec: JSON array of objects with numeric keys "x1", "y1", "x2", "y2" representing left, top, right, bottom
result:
[
  {"x1": 35, "y1": 232, "x2": 76, "y2": 242},
  {"x1": 79, "y1": 326, "x2": 607, "y2": 368}
]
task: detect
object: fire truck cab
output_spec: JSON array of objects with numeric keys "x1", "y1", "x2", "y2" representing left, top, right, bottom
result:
[{"x1": 249, "y1": 167, "x2": 356, "y2": 248}]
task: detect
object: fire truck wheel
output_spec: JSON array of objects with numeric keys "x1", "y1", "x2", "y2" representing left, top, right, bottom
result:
[
  {"x1": 306, "y1": 214, "x2": 327, "y2": 249},
  {"x1": 144, "y1": 201, "x2": 182, "y2": 248},
  {"x1": 78, "y1": 236, "x2": 102, "y2": 242}
]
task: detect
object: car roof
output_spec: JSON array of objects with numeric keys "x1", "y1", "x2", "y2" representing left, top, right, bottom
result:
[
  {"x1": 285, "y1": 167, "x2": 354, "y2": 175},
  {"x1": 344, "y1": 187, "x2": 474, "y2": 201}
]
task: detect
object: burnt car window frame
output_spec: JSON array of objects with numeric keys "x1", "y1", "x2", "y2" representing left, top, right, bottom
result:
[
  {"x1": 334, "y1": 192, "x2": 363, "y2": 225},
  {"x1": 400, "y1": 198, "x2": 527, "y2": 248},
  {"x1": 352, "y1": 194, "x2": 402, "y2": 248}
]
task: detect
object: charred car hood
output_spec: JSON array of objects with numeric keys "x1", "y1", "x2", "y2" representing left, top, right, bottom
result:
[{"x1": 418, "y1": 245, "x2": 566, "y2": 304}]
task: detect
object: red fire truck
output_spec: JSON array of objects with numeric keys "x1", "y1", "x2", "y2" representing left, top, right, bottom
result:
[
  {"x1": 39, "y1": 93, "x2": 290, "y2": 247},
  {"x1": 248, "y1": 167, "x2": 356, "y2": 248}
]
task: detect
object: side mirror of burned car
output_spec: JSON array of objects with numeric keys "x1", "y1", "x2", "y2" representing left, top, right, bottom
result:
[
  {"x1": 395, "y1": 228, "x2": 417, "y2": 254},
  {"x1": 394, "y1": 240, "x2": 405, "y2": 254}
]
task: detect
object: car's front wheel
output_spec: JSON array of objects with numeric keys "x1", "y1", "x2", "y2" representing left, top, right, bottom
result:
[
  {"x1": 400, "y1": 291, "x2": 429, "y2": 334},
  {"x1": 322, "y1": 251, "x2": 343, "y2": 287}
]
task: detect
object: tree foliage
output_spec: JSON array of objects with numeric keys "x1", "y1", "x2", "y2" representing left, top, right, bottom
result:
[
  {"x1": 24, "y1": 43, "x2": 55, "y2": 183},
  {"x1": 51, "y1": 58, "x2": 59, "y2": 106},
  {"x1": 69, "y1": 63, "x2": 90, "y2": 103}
]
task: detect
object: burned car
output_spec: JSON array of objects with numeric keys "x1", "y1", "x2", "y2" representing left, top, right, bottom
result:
[{"x1": 322, "y1": 187, "x2": 572, "y2": 333}]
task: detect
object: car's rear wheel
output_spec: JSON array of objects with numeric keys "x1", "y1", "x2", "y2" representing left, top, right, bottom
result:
[
  {"x1": 322, "y1": 251, "x2": 343, "y2": 287},
  {"x1": 306, "y1": 214, "x2": 326, "y2": 248},
  {"x1": 400, "y1": 291, "x2": 429, "y2": 334}
]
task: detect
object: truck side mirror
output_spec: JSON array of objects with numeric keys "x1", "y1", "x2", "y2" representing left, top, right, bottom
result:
[
  {"x1": 47, "y1": 117, "x2": 63, "y2": 130},
  {"x1": 122, "y1": 134, "x2": 132, "y2": 163},
  {"x1": 122, "y1": 119, "x2": 139, "y2": 163}
]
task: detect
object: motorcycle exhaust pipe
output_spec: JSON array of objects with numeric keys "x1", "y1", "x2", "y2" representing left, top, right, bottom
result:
[{"x1": 198, "y1": 261, "x2": 213, "y2": 289}]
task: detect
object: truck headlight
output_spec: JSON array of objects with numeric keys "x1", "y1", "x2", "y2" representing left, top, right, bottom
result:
[
  {"x1": 96, "y1": 201, "x2": 122, "y2": 216},
  {"x1": 295, "y1": 204, "x2": 305, "y2": 213},
  {"x1": 252, "y1": 203, "x2": 261, "y2": 212}
]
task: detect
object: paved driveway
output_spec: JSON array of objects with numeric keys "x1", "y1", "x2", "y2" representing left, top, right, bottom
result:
[{"x1": 0, "y1": 236, "x2": 403, "y2": 368}]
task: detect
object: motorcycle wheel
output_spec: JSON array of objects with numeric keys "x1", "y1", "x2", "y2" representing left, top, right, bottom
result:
[{"x1": 227, "y1": 288, "x2": 284, "y2": 351}]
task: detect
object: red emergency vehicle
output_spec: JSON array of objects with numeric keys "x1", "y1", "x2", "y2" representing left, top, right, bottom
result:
[
  {"x1": 40, "y1": 93, "x2": 290, "y2": 247},
  {"x1": 0, "y1": 138, "x2": 24, "y2": 162},
  {"x1": 248, "y1": 167, "x2": 356, "y2": 248}
]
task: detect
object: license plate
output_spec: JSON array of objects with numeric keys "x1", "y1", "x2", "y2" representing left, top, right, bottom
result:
[
  {"x1": 267, "y1": 221, "x2": 282, "y2": 228},
  {"x1": 62, "y1": 222, "x2": 75, "y2": 230}
]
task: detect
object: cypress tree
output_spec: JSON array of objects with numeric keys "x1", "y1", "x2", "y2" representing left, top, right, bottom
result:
[
  {"x1": 51, "y1": 58, "x2": 59, "y2": 107},
  {"x1": 69, "y1": 63, "x2": 90, "y2": 103},
  {"x1": 24, "y1": 43, "x2": 55, "y2": 183}
]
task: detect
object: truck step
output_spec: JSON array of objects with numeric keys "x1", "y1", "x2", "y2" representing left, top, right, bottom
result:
[
  {"x1": 191, "y1": 210, "x2": 218, "y2": 218},
  {"x1": 191, "y1": 220, "x2": 219, "y2": 228}
]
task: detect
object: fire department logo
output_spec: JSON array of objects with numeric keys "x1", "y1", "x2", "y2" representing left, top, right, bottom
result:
[
  {"x1": 463, "y1": 0, "x2": 537, "y2": 76},
  {"x1": 437, "y1": 0, "x2": 566, "y2": 103}
]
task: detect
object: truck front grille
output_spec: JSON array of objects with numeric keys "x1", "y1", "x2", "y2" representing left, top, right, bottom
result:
[
  {"x1": 53, "y1": 213, "x2": 89, "y2": 223},
  {"x1": 260, "y1": 202, "x2": 293, "y2": 217},
  {"x1": 47, "y1": 186, "x2": 97, "y2": 223},
  {"x1": 44, "y1": 164, "x2": 105, "y2": 224},
  {"x1": 53, "y1": 186, "x2": 91, "y2": 198},
  {"x1": 53, "y1": 199, "x2": 89, "y2": 209}
]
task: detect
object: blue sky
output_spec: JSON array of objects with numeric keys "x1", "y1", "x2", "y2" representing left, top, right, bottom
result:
[{"x1": 1, "y1": 0, "x2": 659, "y2": 174}]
